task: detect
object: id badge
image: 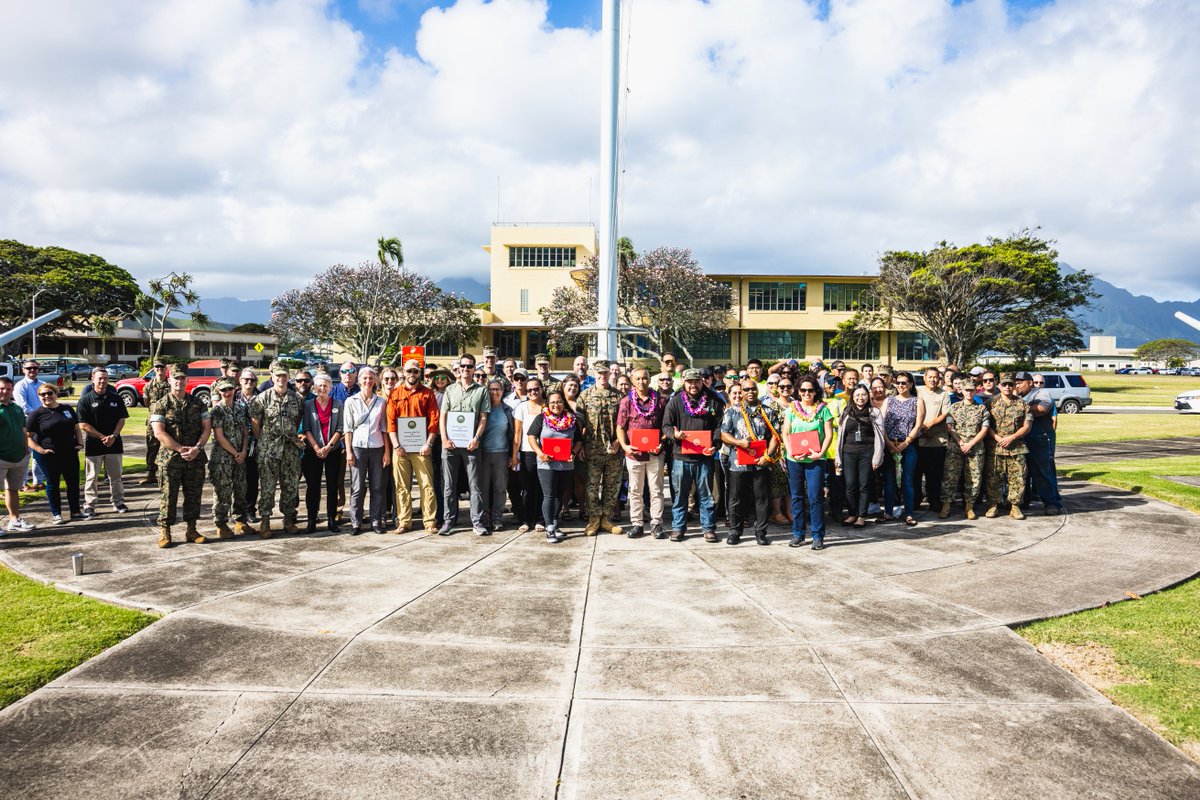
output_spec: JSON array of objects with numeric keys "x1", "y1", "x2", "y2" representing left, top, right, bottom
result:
[{"x1": 853, "y1": 429, "x2": 862, "y2": 443}]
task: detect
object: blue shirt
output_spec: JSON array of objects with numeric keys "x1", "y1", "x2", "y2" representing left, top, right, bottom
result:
[
  {"x1": 13, "y1": 377, "x2": 42, "y2": 413},
  {"x1": 330, "y1": 382, "x2": 359, "y2": 403},
  {"x1": 481, "y1": 404, "x2": 513, "y2": 453}
]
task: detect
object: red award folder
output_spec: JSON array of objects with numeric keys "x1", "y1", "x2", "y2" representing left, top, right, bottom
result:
[
  {"x1": 788, "y1": 431, "x2": 822, "y2": 457},
  {"x1": 631, "y1": 428, "x2": 660, "y2": 451},
  {"x1": 736, "y1": 439, "x2": 767, "y2": 466},
  {"x1": 680, "y1": 429, "x2": 712, "y2": 455},
  {"x1": 543, "y1": 438, "x2": 572, "y2": 462}
]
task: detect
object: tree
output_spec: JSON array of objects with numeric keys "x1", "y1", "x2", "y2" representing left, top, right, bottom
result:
[
  {"x1": 270, "y1": 261, "x2": 480, "y2": 365},
  {"x1": 231, "y1": 322, "x2": 270, "y2": 334},
  {"x1": 539, "y1": 246, "x2": 734, "y2": 364},
  {"x1": 993, "y1": 317, "x2": 1086, "y2": 367},
  {"x1": 129, "y1": 272, "x2": 211, "y2": 364},
  {"x1": 832, "y1": 230, "x2": 1097, "y2": 367},
  {"x1": 0, "y1": 240, "x2": 140, "y2": 355},
  {"x1": 1134, "y1": 338, "x2": 1200, "y2": 368}
]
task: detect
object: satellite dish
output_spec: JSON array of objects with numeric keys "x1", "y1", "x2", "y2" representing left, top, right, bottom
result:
[{"x1": 1175, "y1": 312, "x2": 1200, "y2": 333}]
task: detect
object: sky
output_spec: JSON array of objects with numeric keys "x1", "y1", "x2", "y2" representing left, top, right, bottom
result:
[{"x1": 1, "y1": 0, "x2": 1197, "y2": 304}]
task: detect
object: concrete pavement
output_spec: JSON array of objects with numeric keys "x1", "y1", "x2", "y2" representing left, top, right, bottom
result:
[{"x1": 1, "y1": 476, "x2": 1199, "y2": 799}]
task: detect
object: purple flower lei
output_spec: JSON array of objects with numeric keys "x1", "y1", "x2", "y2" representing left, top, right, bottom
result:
[
  {"x1": 681, "y1": 390, "x2": 709, "y2": 417},
  {"x1": 628, "y1": 389, "x2": 659, "y2": 416}
]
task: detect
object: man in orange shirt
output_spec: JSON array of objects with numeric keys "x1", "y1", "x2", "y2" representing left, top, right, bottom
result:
[{"x1": 386, "y1": 358, "x2": 441, "y2": 533}]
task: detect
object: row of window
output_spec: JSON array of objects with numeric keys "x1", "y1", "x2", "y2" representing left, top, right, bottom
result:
[
  {"x1": 194, "y1": 341, "x2": 252, "y2": 358},
  {"x1": 509, "y1": 246, "x2": 578, "y2": 269},
  {"x1": 745, "y1": 281, "x2": 878, "y2": 312}
]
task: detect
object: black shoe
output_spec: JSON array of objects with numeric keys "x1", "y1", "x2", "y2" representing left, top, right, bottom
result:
[
  {"x1": 789, "y1": 536, "x2": 804, "y2": 548},
  {"x1": 306, "y1": 522, "x2": 317, "y2": 534},
  {"x1": 627, "y1": 525, "x2": 644, "y2": 539},
  {"x1": 328, "y1": 521, "x2": 340, "y2": 533},
  {"x1": 651, "y1": 524, "x2": 666, "y2": 539},
  {"x1": 350, "y1": 525, "x2": 362, "y2": 536},
  {"x1": 372, "y1": 522, "x2": 385, "y2": 534},
  {"x1": 1045, "y1": 505, "x2": 1064, "y2": 516},
  {"x1": 811, "y1": 537, "x2": 825, "y2": 551},
  {"x1": 727, "y1": 530, "x2": 742, "y2": 545},
  {"x1": 755, "y1": 531, "x2": 769, "y2": 546}
]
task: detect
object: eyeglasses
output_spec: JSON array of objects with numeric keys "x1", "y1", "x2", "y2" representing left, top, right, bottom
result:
[
  {"x1": 778, "y1": 383, "x2": 792, "y2": 389},
  {"x1": 219, "y1": 388, "x2": 235, "y2": 394},
  {"x1": 1032, "y1": 381, "x2": 1045, "y2": 386},
  {"x1": 295, "y1": 378, "x2": 311, "y2": 383},
  {"x1": 404, "y1": 368, "x2": 421, "y2": 374},
  {"x1": 458, "y1": 363, "x2": 473, "y2": 369},
  {"x1": 1000, "y1": 382, "x2": 1015, "y2": 387},
  {"x1": 38, "y1": 391, "x2": 55, "y2": 397},
  {"x1": 241, "y1": 377, "x2": 256, "y2": 382},
  {"x1": 798, "y1": 387, "x2": 816, "y2": 393},
  {"x1": 895, "y1": 381, "x2": 910, "y2": 386},
  {"x1": 24, "y1": 367, "x2": 39, "y2": 371}
]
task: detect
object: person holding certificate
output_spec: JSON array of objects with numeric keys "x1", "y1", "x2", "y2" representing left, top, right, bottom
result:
[
  {"x1": 783, "y1": 375, "x2": 834, "y2": 550},
  {"x1": 386, "y1": 358, "x2": 440, "y2": 534},
  {"x1": 525, "y1": 390, "x2": 580, "y2": 542},
  {"x1": 661, "y1": 369, "x2": 725, "y2": 542},
  {"x1": 615, "y1": 367, "x2": 666, "y2": 539},
  {"x1": 438, "y1": 353, "x2": 490, "y2": 536},
  {"x1": 720, "y1": 380, "x2": 780, "y2": 546}
]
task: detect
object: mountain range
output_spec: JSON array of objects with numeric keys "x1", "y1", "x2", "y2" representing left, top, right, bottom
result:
[{"x1": 195, "y1": 270, "x2": 1198, "y2": 348}]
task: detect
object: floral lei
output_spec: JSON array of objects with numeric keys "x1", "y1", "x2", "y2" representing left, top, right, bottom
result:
[
  {"x1": 542, "y1": 407, "x2": 576, "y2": 432},
  {"x1": 791, "y1": 399, "x2": 827, "y2": 421},
  {"x1": 628, "y1": 389, "x2": 659, "y2": 416},
  {"x1": 681, "y1": 390, "x2": 709, "y2": 417}
]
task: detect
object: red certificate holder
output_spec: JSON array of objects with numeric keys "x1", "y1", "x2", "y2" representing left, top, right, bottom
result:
[
  {"x1": 542, "y1": 438, "x2": 572, "y2": 462},
  {"x1": 736, "y1": 439, "x2": 767, "y2": 466},
  {"x1": 630, "y1": 428, "x2": 660, "y2": 452},
  {"x1": 787, "y1": 431, "x2": 822, "y2": 458},
  {"x1": 680, "y1": 429, "x2": 712, "y2": 455}
]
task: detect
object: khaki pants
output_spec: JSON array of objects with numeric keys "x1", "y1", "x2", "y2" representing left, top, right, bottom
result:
[
  {"x1": 84, "y1": 454, "x2": 125, "y2": 508},
  {"x1": 394, "y1": 452, "x2": 436, "y2": 529},
  {"x1": 625, "y1": 453, "x2": 665, "y2": 527}
]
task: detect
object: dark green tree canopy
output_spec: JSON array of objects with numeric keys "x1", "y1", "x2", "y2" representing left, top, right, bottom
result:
[{"x1": 1134, "y1": 338, "x2": 1200, "y2": 368}]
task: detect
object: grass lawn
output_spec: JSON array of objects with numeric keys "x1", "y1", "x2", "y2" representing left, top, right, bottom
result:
[
  {"x1": 1019, "y1": 455, "x2": 1200, "y2": 757},
  {"x1": 0, "y1": 565, "x2": 157, "y2": 709},
  {"x1": 1056, "y1": 411, "x2": 1200, "y2": 445},
  {"x1": 1084, "y1": 373, "x2": 1200, "y2": 407},
  {"x1": 18, "y1": 457, "x2": 147, "y2": 509}
]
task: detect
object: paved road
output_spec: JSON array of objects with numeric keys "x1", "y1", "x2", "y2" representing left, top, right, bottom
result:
[
  {"x1": 1, "y1": 476, "x2": 1198, "y2": 798},
  {"x1": 1056, "y1": 437, "x2": 1199, "y2": 466}
]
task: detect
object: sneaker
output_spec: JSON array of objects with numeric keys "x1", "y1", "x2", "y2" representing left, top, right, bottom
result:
[
  {"x1": 7, "y1": 517, "x2": 36, "y2": 532},
  {"x1": 52, "y1": 514, "x2": 65, "y2": 525},
  {"x1": 545, "y1": 529, "x2": 559, "y2": 543},
  {"x1": 80, "y1": 506, "x2": 95, "y2": 519},
  {"x1": 437, "y1": 524, "x2": 453, "y2": 536},
  {"x1": 113, "y1": 503, "x2": 129, "y2": 514},
  {"x1": 493, "y1": 522, "x2": 503, "y2": 532},
  {"x1": 474, "y1": 526, "x2": 490, "y2": 536}
]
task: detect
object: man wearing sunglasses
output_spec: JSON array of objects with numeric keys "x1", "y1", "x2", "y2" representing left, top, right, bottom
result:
[
  {"x1": 149, "y1": 371, "x2": 211, "y2": 548},
  {"x1": 1017, "y1": 371, "x2": 1063, "y2": 516},
  {"x1": 387, "y1": 359, "x2": 440, "y2": 533},
  {"x1": 13, "y1": 361, "x2": 48, "y2": 491},
  {"x1": 439, "y1": 353, "x2": 490, "y2": 535},
  {"x1": 140, "y1": 361, "x2": 172, "y2": 486},
  {"x1": 250, "y1": 361, "x2": 306, "y2": 536},
  {"x1": 985, "y1": 373, "x2": 1031, "y2": 520}
]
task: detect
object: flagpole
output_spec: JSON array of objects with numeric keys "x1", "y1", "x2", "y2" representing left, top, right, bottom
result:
[{"x1": 596, "y1": 0, "x2": 620, "y2": 360}]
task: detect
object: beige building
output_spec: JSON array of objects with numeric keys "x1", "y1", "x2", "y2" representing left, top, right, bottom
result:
[
  {"x1": 469, "y1": 223, "x2": 936, "y2": 371},
  {"x1": 36, "y1": 316, "x2": 278, "y2": 366}
]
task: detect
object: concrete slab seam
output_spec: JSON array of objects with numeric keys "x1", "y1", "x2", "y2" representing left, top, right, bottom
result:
[{"x1": 552, "y1": 534, "x2": 599, "y2": 800}]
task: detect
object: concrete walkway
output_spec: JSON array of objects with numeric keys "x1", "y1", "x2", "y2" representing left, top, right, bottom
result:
[{"x1": 2, "y1": 477, "x2": 1199, "y2": 799}]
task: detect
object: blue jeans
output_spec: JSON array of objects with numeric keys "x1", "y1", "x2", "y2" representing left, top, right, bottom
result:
[
  {"x1": 671, "y1": 459, "x2": 714, "y2": 531},
  {"x1": 884, "y1": 445, "x2": 917, "y2": 517},
  {"x1": 1025, "y1": 429, "x2": 1062, "y2": 508},
  {"x1": 786, "y1": 459, "x2": 825, "y2": 540}
]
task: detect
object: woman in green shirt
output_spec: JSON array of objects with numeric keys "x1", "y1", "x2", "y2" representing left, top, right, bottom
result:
[{"x1": 782, "y1": 375, "x2": 833, "y2": 549}]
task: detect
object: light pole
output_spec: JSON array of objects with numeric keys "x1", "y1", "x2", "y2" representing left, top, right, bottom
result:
[{"x1": 30, "y1": 286, "x2": 50, "y2": 359}]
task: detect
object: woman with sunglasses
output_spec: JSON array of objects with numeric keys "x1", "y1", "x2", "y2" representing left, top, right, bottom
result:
[
  {"x1": 25, "y1": 385, "x2": 84, "y2": 524},
  {"x1": 560, "y1": 376, "x2": 588, "y2": 519},
  {"x1": 209, "y1": 377, "x2": 251, "y2": 537},
  {"x1": 764, "y1": 383, "x2": 792, "y2": 527},
  {"x1": 236, "y1": 369, "x2": 263, "y2": 522},
  {"x1": 479, "y1": 380, "x2": 515, "y2": 532},
  {"x1": 881, "y1": 371, "x2": 926, "y2": 526},
  {"x1": 525, "y1": 389, "x2": 580, "y2": 542},
  {"x1": 836, "y1": 385, "x2": 885, "y2": 528},
  {"x1": 782, "y1": 376, "x2": 832, "y2": 549},
  {"x1": 512, "y1": 378, "x2": 546, "y2": 532}
]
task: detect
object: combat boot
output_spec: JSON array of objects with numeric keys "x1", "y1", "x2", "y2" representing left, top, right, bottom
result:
[
  {"x1": 584, "y1": 517, "x2": 601, "y2": 536},
  {"x1": 938, "y1": 502, "x2": 951, "y2": 520},
  {"x1": 984, "y1": 506, "x2": 998, "y2": 518},
  {"x1": 965, "y1": 506, "x2": 977, "y2": 521},
  {"x1": 282, "y1": 517, "x2": 301, "y2": 534},
  {"x1": 1010, "y1": 505, "x2": 1026, "y2": 521},
  {"x1": 259, "y1": 517, "x2": 273, "y2": 539},
  {"x1": 216, "y1": 523, "x2": 235, "y2": 540},
  {"x1": 157, "y1": 525, "x2": 173, "y2": 549},
  {"x1": 233, "y1": 520, "x2": 249, "y2": 536},
  {"x1": 605, "y1": 518, "x2": 622, "y2": 535},
  {"x1": 185, "y1": 523, "x2": 208, "y2": 544}
]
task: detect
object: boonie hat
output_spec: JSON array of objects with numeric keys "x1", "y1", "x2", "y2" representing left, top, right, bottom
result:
[{"x1": 681, "y1": 368, "x2": 702, "y2": 381}]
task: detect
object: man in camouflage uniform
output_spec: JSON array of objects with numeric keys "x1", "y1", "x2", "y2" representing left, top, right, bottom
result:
[
  {"x1": 209, "y1": 377, "x2": 250, "y2": 538},
  {"x1": 481, "y1": 347, "x2": 512, "y2": 394},
  {"x1": 940, "y1": 377, "x2": 991, "y2": 520},
  {"x1": 250, "y1": 361, "x2": 305, "y2": 537},
  {"x1": 579, "y1": 359, "x2": 624, "y2": 536},
  {"x1": 141, "y1": 360, "x2": 171, "y2": 485},
  {"x1": 149, "y1": 371, "x2": 211, "y2": 548},
  {"x1": 985, "y1": 373, "x2": 1032, "y2": 520}
]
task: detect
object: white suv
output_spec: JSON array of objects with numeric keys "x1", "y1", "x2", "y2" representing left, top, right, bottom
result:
[{"x1": 1035, "y1": 372, "x2": 1092, "y2": 414}]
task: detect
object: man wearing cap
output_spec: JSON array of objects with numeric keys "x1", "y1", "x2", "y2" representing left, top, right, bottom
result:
[
  {"x1": 209, "y1": 377, "x2": 250, "y2": 537},
  {"x1": 1017, "y1": 371, "x2": 1063, "y2": 515},
  {"x1": 149, "y1": 370, "x2": 211, "y2": 547},
  {"x1": 532, "y1": 353, "x2": 554, "y2": 389},
  {"x1": 985, "y1": 373, "x2": 1031, "y2": 520},
  {"x1": 439, "y1": 352, "x2": 490, "y2": 535},
  {"x1": 662, "y1": 368, "x2": 725, "y2": 542},
  {"x1": 940, "y1": 376, "x2": 991, "y2": 519},
  {"x1": 250, "y1": 361, "x2": 305, "y2": 536},
  {"x1": 141, "y1": 361, "x2": 172, "y2": 485},
  {"x1": 579, "y1": 359, "x2": 623, "y2": 535},
  {"x1": 387, "y1": 358, "x2": 440, "y2": 533},
  {"x1": 76, "y1": 367, "x2": 129, "y2": 517},
  {"x1": 616, "y1": 367, "x2": 666, "y2": 538}
]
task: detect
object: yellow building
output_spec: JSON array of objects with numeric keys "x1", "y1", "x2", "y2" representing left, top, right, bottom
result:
[{"x1": 472, "y1": 223, "x2": 938, "y2": 372}]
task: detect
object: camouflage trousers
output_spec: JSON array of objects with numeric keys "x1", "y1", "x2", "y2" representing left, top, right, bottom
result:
[
  {"x1": 987, "y1": 452, "x2": 1027, "y2": 506},
  {"x1": 210, "y1": 454, "x2": 248, "y2": 524},
  {"x1": 158, "y1": 459, "x2": 206, "y2": 526},
  {"x1": 145, "y1": 431, "x2": 161, "y2": 480},
  {"x1": 258, "y1": 445, "x2": 302, "y2": 520},
  {"x1": 941, "y1": 445, "x2": 985, "y2": 506},
  {"x1": 587, "y1": 451, "x2": 624, "y2": 521}
]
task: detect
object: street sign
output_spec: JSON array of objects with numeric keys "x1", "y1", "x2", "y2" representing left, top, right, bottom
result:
[
  {"x1": 254, "y1": 342, "x2": 265, "y2": 353},
  {"x1": 402, "y1": 345, "x2": 425, "y2": 367}
]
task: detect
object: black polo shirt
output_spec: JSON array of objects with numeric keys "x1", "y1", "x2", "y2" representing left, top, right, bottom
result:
[{"x1": 76, "y1": 387, "x2": 128, "y2": 456}]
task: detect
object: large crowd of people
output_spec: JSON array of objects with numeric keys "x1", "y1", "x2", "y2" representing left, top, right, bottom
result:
[{"x1": 0, "y1": 351, "x2": 1065, "y2": 550}]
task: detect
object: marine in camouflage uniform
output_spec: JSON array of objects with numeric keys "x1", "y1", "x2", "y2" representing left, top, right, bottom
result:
[
  {"x1": 149, "y1": 381, "x2": 210, "y2": 548},
  {"x1": 142, "y1": 369, "x2": 172, "y2": 484},
  {"x1": 579, "y1": 361, "x2": 624, "y2": 535},
  {"x1": 940, "y1": 389, "x2": 991, "y2": 519},
  {"x1": 251, "y1": 362, "x2": 305, "y2": 535},
  {"x1": 209, "y1": 378, "x2": 250, "y2": 537},
  {"x1": 985, "y1": 374, "x2": 1031, "y2": 519}
]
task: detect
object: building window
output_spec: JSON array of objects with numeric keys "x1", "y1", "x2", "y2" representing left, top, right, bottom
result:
[
  {"x1": 492, "y1": 329, "x2": 522, "y2": 359},
  {"x1": 748, "y1": 281, "x2": 806, "y2": 312},
  {"x1": 526, "y1": 330, "x2": 550, "y2": 366},
  {"x1": 425, "y1": 338, "x2": 458, "y2": 357},
  {"x1": 747, "y1": 330, "x2": 805, "y2": 361},
  {"x1": 195, "y1": 341, "x2": 210, "y2": 356},
  {"x1": 710, "y1": 281, "x2": 734, "y2": 310},
  {"x1": 823, "y1": 282, "x2": 878, "y2": 312},
  {"x1": 508, "y1": 246, "x2": 577, "y2": 268},
  {"x1": 686, "y1": 330, "x2": 732, "y2": 360},
  {"x1": 895, "y1": 332, "x2": 937, "y2": 361},
  {"x1": 822, "y1": 331, "x2": 879, "y2": 361},
  {"x1": 519, "y1": 289, "x2": 529, "y2": 313}
]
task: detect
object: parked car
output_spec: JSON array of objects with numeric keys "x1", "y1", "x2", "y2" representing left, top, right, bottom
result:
[
  {"x1": 36, "y1": 359, "x2": 76, "y2": 397},
  {"x1": 1129, "y1": 367, "x2": 1155, "y2": 375},
  {"x1": 67, "y1": 362, "x2": 97, "y2": 380},
  {"x1": 113, "y1": 359, "x2": 225, "y2": 407},
  {"x1": 105, "y1": 363, "x2": 138, "y2": 379},
  {"x1": 1175, "y1": 389, "x2": 1200, "y2": 413},
  {"x1": 1034, "y1": 372, "x2": 1092, "y2": 414}
]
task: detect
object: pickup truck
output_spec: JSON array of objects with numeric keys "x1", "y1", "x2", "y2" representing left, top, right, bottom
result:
[
  {"x1": 0, "y1": 360, "x2": 72, "y2": 396},
  {"x1": 114, "y1": 359, "x2": 225, "y2": 407}
]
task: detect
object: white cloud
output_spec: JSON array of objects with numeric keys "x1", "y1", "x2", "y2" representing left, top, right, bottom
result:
[{"x1": 0, "y1": 0, "x2": 1197, "y2": 302}]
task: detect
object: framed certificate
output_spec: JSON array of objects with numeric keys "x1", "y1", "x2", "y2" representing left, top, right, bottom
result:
[
  {"x1": 788, "y1": 431, "x2": 822, "y2": 458},
  {"x1": 543, "y1": 438, "x2": 572, "y2": 461},
  {"x1": 396, "y1": 416, "x2": 427, "y2": 450},
  {"x1": 680, "y1": 429, "x2": 711, "y2": 455},
  {"x1": 630, "y1": 428, "x2": 660, "y2": 451},
  {"x1": 735, "y1": 439, "x2": 767, "y2": 466},
  {"x1": 445, "y1": 411, "x2": 476, "y2": 445}
]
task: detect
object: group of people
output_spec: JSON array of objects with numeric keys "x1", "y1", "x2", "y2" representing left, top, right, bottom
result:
[{"x1": 0, "y1": 350, "x2": 1063, "y2": 552}]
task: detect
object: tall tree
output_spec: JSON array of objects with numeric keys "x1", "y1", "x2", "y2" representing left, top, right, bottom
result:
[
  {"x1": 993, "y1": 317, "x2": 1086, "y2": 367},
  {"x1": 832, "y1": 230, "x2": 1096, "y2": 367},
  {"x1": 539, "y1": 246, "x2": 734, "y2": 364},
  {"x1": 1134, "y1": 338, "x2": 1200, "y2": 368},
  {"x1": 270, "y1": 261, "x2": 479, "y2": 365},
  {"x1": 130, "y1": 272, "x2": 211, "y2": 364}
]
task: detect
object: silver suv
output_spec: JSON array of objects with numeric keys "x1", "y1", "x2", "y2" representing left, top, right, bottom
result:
[{"x1": 1034, "y1": 371, "x2": 1092, "y2": 414}]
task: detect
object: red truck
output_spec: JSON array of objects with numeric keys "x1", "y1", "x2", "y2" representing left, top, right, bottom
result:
[{"x1": 114, "y1": 359, "x2": 226, "y2": 408}]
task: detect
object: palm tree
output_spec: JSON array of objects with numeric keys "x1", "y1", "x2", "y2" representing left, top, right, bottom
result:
[{"x1": 377, "y1": 236, "x2": 404, "y2": 269}]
